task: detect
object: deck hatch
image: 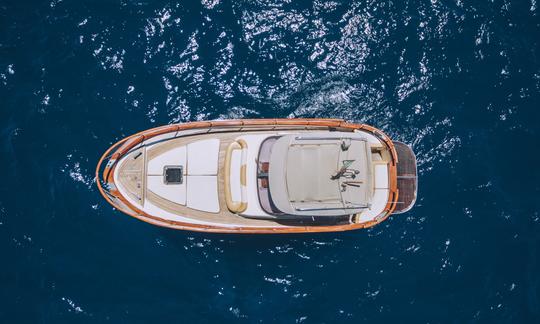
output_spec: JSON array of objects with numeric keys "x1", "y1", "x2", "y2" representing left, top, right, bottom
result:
[{"x1": 164, "y1": 166, "x2": 183, "y2": 184}]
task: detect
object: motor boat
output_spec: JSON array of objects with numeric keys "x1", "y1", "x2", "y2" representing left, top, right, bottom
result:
[{"x1": 96, "y1": 119, "x2": 417, "y2": 233}]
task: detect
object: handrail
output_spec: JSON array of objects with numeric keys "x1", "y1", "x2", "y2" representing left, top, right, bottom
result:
[{"x1": 295, "y1": 205, "x2": 370, "y2": 211}]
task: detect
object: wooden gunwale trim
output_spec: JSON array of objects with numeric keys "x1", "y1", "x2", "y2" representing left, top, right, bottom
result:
[{"x1": 96, "y1": 119, "x2": 400, "y2": 233}]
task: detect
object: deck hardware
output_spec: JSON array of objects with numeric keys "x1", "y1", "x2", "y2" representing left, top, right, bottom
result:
[{"x1": 163, "y1": 166, "x2": 183, "y2": 184}]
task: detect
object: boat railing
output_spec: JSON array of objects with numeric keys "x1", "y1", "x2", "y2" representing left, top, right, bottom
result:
[{"x1": 295, "y1": 204, "x2": 370, "y2": 212}]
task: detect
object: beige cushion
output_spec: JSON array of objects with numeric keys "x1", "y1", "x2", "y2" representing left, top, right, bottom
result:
[
  {"x1": 186, "y1": 175, "x2": 219, "y2": 213},
  {"x1": 286, "y1": 144, "x2": 341, "y2": 202},
  {"x1": 187, "y1": 139, "x2": 220, "y2": 175}
]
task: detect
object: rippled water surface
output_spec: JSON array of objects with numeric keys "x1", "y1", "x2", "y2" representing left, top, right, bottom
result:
[{"x1": 1, "y1": 0, "x2": 539, "y2": 322}]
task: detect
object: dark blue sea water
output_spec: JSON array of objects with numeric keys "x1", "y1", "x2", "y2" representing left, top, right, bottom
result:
[{"x1": 1, "y1": 0, "x2": 539, "y2": 322}]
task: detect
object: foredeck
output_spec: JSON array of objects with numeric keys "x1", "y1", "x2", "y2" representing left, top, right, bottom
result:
[{"x1": 117, "y1": 131, "x2": 286, "y2": 227}]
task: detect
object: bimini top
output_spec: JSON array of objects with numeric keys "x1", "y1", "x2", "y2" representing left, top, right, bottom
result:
[{"x1": 268, "y1": 133, "x2": 373, "y2": 216}]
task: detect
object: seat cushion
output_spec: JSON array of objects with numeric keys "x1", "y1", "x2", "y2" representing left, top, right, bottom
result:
[
  {"x1": 147, "y1": 146, "x2": 187, "y2": 175},
  {"x1": 374, "y1": 163, "x2": 389, "y2": 189},
  {"x1": 186, "y1": 175, "x2": 219, "y2": 213},
  {"x1": 187, "y1": 139, "x2": 220, "y2": 175}
]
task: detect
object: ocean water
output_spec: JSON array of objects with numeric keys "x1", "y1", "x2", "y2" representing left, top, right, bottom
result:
[{"x1": 1, "y1": 0, "x2": 539, "y2": 322}]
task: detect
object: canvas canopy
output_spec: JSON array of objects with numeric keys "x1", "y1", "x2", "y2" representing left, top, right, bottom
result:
[{"x1": 268, "y1": 133, "x2": 373, "y2": 216}]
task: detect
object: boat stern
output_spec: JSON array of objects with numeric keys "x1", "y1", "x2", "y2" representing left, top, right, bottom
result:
[{"x1": 393, "y1": 141, "x2": 418, "y2": 214}]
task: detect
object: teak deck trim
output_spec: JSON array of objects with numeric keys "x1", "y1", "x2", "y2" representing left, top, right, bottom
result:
[{"x1": 96, "y1": 119, "x2": 400, "y2": 233}]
